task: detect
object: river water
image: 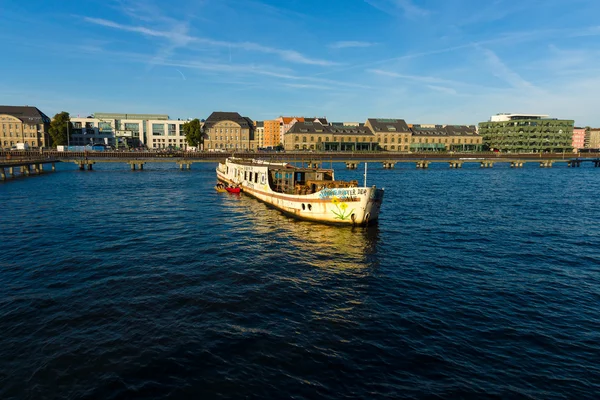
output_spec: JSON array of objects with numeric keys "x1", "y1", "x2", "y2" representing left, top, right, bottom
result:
[{"x1": 1, "y1": 161, "x2": 599, "y2": 399}]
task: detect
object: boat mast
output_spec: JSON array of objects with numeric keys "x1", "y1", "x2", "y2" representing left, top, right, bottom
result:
[{"x1": 364, "y1": 162, "x2": 367, "y2": 187}]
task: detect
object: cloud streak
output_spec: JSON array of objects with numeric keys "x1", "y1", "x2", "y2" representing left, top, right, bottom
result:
[
  {"x1": 83, "y1": 17, "x2": 338, "y2": 66},
  {"x1": 364, "y1": 0, "x2": 429, "y2": 18},
  {"x1": 329, "y1": 41, "x2": 378, "y2": 49}
]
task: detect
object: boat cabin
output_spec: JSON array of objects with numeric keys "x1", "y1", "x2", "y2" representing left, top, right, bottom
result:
[{"x1": 268, "y1": 166, "x2": 358, "y2": 195}]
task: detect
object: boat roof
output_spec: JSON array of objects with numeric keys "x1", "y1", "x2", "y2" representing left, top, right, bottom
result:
[{"x1": 227, "y1": 157, "x2": 333, "y2": 172}]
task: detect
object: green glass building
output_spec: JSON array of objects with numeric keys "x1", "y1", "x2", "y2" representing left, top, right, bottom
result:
[{"x1": 479, "y1": 114, "x2": 574, "y2": 153}]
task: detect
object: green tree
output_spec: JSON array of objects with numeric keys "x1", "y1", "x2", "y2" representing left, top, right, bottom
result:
[
  {"x1": 182, "y1": 119, "x2": 204, "y2": 150},
  {"x1": 48, "y1": 112, "x2": 73, "y2": 146}
]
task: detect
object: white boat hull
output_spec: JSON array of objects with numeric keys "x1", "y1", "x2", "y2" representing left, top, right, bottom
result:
[{"x1": 216, "y1": 159, "x2": 384, "y2": 226}]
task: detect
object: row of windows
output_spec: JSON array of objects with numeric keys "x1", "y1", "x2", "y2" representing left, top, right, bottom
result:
[
  {"x1": 1, "y1": 132, "x2": 40, "y2": 137},
  {"x1": 207, "y1": 143, "x2": 255, "y2": 149},
  {"x1": 291, "y1": 136, "x2": 479, "y2": 145},
  {"x1": 3, "y1": 140, "x2": 37, "y2": 146},
  {"x1": 208, "y1": 128, "x2": 240, "y2": 134},
  {"x1": 413, "y1": 138, "x2": 478, "y2": 144},
  {"x1": 294, "y1": 136, "x2": 375, "y2": 143},
  {"x1": 1, "y1": 124, "x2": 40, "y2": 130},
  {"x1": 206, "y1": 136, "x2": 248, "y2": 141}
]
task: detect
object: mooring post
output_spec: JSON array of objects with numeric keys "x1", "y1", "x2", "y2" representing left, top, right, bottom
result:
[{"x1": 52, "y1": 163, "x2": 56, "y2": 172}]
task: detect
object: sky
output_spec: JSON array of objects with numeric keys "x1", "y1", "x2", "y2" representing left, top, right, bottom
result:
[{"x1": 1, "y1": 0, "x2": 600, "y2": 126}]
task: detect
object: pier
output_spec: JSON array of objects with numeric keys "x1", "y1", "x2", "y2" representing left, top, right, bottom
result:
[
  {"x1": 0, "y1": 157, "x2": 58, "y2": 181},
  {"x1": 1, "y1": 151, "x2": 599, "y2": 181}
]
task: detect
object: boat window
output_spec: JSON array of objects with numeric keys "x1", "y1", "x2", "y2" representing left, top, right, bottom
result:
[
  {"x1": 308, "y1": 204, "x2": 312, "y2": 211},
  {"x1": 254, "y1": 173, "x2": 258, "y2": 183},
  {"x1": 302, "y1": 204, "x2": 305, "y2": 210}
]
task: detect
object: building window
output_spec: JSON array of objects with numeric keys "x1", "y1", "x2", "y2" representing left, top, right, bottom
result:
[
  {"x1": 152, "y1": 123, "x2": 165, "y2": 136},
  {"x1": 302, "y1": 137, "x2": 307, "y2": 142}
]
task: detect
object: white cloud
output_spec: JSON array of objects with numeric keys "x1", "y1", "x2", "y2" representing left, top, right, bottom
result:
[
  {"x1": 364, "y1": 0, "x2": 428, "y2": 18},
  {"x1": 480, "y1": 47, "x2": 537, "y2": 90},
  {"x1": 329, "y1": 41, "x2": 378, "y2": 49},
  {"x1": 83, "y1": 17, "x2": 338, "y2": 66}
]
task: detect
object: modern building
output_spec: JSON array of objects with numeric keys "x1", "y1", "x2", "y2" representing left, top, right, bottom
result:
[
  {"x1": 364, "y1": 118, "x2": 411, "y2": 151},
  {"x1": 0, "y1": 105, "x2": 51, "y2": 149},
  {"x1": 410, "y1": 125, "x2": 482, "y2": 152},
  {"x1": 478, "y1": 113, "x2": 574, "y2": 153},
  {"x1": 572, "y1": 128, "x2": 586, "y2": 151},
  {"x1": 70, "y1": 113, "x2": 191, "y2": 149},
  {"x1": 585, "y1": 128, "x2": 600, "y2": 149},
  {"x1": 203, "y1": 111, "x2": 256, "y2": 151},
  {"x1": 284, "y1": 121, "x2": 376, "y2": 151}
]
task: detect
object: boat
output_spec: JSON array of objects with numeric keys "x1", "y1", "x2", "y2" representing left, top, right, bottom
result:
[
  {"x1": 225, "y1": 186, "x2": 241, "y2": 194},
  {"x1": 216, "y1": 157, "x2": 384, "y2": 225}
]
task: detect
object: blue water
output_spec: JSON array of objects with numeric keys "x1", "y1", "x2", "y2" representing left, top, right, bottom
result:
[{"x1": 1, "y1": 161, "x2": 599, "y2": 399}]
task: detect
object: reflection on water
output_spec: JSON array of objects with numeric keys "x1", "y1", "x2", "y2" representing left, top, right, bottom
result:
[{"x1": 217, "y1": 191, "x2": 380, "y2": 271}]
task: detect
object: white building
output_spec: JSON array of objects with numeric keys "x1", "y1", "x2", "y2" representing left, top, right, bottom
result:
[
  {"x1": 70, "y1": 113, "x2": 193, "y2": 149},
  {"x1": 490, "y1": 113, "x2": 550, "y2": 122}
]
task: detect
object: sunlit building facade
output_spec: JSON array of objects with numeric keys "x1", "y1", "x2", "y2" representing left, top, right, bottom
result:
[
  {"x1": 0, "y1": 105, "x2": 51, "y2": 149},
  {"x1": 284, "y1": 121, "x2": 376, "y2": 151},
  {"x1": 479, "y1": 113, "x2": 574, "y2": 153},
  {"x1": 203, "y1": 111, "x2": 256, "y2": 151}
]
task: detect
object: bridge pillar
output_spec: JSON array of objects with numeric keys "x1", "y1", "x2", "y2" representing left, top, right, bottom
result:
[
  {"x1": 139, "y1": 163, "x2": 144, "y2": 170},
  {"x1": 8, "y1": 167, "x2": 14, "y2": 177},
  {"x1": 416, "y1": 161, "x2": 429, "y2": 169},
  {"x1": 480, "y1": 161, "x2": 494, "y2": 168},
  {"x1": 0, "y1": 168, "x2": 5, "y2": 181},
  {"x1": 595, "y1": 160, "x2": 600, "y2": 167},
  {"x1": 33, "y1": 164, "x2": 40, "y2": 174},
  {"x1": 540, "y1": 161, "x2": 553, "y2": 168},
  {"x1": 78, "y1": 162, "x2": 85, "y2": 170},
  {"x1": 346, "y1": 162, "x2": 358, "y2": 169},
  {"x1": 24, "y1": 165, "x2": 30, "y2": 175},
  {"x1": 131, "y1": 163, "x2": 136, "y2": 171},
  {"x1": 87, "y1": 163, "x2": 93, "y2": 171},
  {"x1": 449, "y1": 161, "x2": 463, "y2": 168},
  {"x1": 383, "y1": 162, "x2": 395, "y2": 169},
  {"x1": 510, "y1": 161, "x2": 524, "y2": 168},
  {"x1": 39, "y1": 163, "x2": 44, "y2": 172}
]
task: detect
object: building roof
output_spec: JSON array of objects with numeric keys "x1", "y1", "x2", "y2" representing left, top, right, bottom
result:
[
  {"x1": 286, "y1": 121, "x2": 373, "y2": 136},
  {"x1": 279, "y1": 116, "x2": 305, "y2": 124},
  {"x1": 204, "y1": 111, "x2": 254, "y2": 129},
  {"x1": 367, "y1": 118, "x2": 410, "y2": 133},
  {"x1": 411, "y1": 125, "x2": 478, "y2": 136},
  {"x1": 0, "y1": 105, "x2": 51, "y2": 124},
  {"x1": 490, "y1": 113, "x2": 550, "y2": 122},
  {"x1": 255, "y1": 121, "x2": 264, "y2": 128},
  {"x1": 94, "y1": 112, "x2": 169, "y2": 120}
]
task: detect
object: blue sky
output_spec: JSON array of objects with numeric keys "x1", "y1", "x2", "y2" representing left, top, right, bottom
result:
[{"x1": 1, "y1": 0, "x2": 600, "y2": 126}]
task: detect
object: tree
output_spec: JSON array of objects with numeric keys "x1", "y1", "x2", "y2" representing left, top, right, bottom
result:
[
  {"x1": 182, "y1": 119, "x2": 204, "y2": 150},
  {"x1": 48, "y1": 112, "x2": 73, "y2": 147}
]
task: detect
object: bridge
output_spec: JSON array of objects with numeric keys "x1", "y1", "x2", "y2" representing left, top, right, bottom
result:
[{"x1": 1, "y1": 150, "x2": 599, "y2": 180}]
